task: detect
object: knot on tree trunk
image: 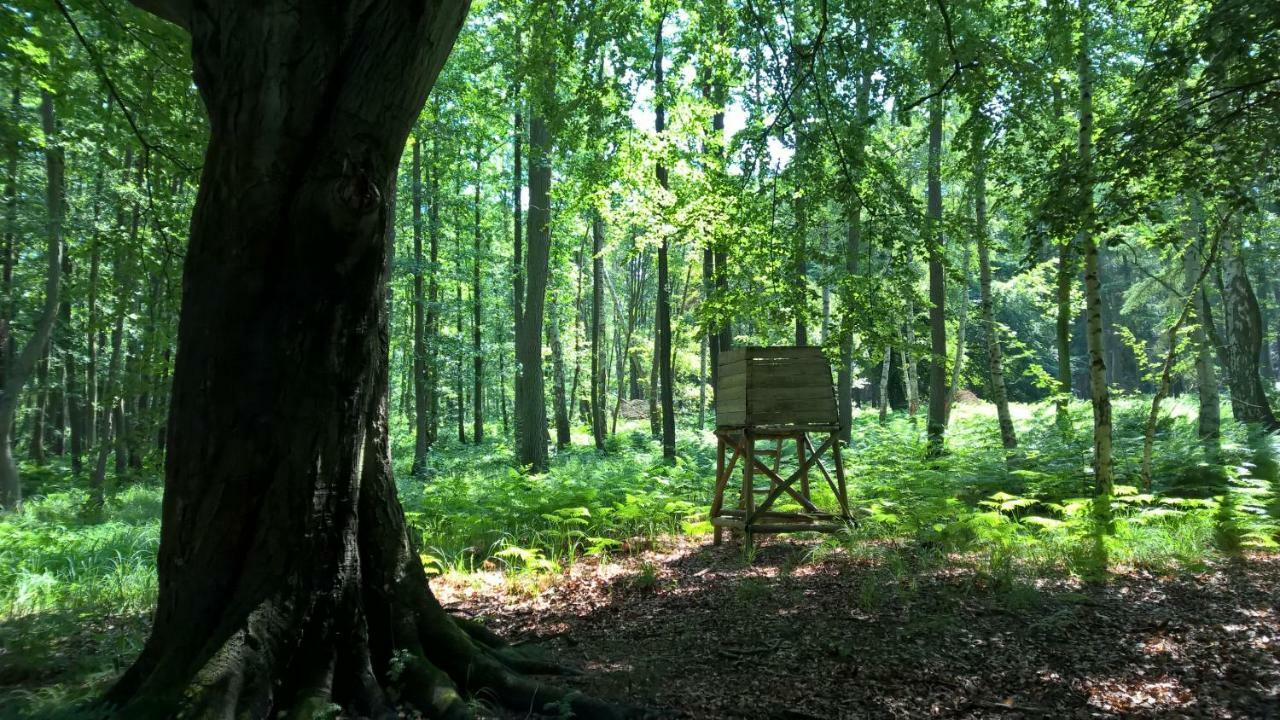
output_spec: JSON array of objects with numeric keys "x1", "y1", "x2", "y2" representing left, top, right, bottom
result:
[{"x1": 336, "y1": 157, "x2": 381, "y2": 215}]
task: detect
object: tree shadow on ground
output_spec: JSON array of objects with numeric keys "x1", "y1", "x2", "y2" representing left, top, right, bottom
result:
[{"x1": 450, "y1": 537, "x2": 1280, "y2": 720}]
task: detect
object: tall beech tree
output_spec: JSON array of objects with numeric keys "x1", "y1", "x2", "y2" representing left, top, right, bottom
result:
[{"x1": 99, "y1": 1, "x2": 628, "y2": 717}]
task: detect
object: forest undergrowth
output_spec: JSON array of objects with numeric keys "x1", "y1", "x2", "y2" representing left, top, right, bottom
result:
[{"x1": 2, "y1": 397, "x2": 1278, "y2": 718}]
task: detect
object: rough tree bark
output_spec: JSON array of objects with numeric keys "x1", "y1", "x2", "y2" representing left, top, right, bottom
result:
[
  {"x1": 1221, "y1": 227, "x2": 1280, "y2": 429},
  {"x1": 0, "y1": 90, "x2": 63, "y2": 510},
  {"x1": 103, "y1": 2, "x2": 633, "y2": 717}
]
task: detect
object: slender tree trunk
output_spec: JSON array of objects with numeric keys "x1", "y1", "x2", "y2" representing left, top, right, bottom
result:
[
  {"x1": 903, "y1": 309, "x2": 919, "y2": 422},
  {"x1": 498, "y1": 350, "x2": 509, "y2": 437},
  {"x1": 1141, "y1": 217, "x2": 1226, "y2": 488},
  {"x1": 0, "y1": 91, "x2": 63, "y2": 510},
  {"x1": 455, "y1": 226, "x2": 466, "y2": 446},
  {"x1": 28, "y1": 355, "x2": 48, "y2": 464},
  {"x1": 472, "y1": 156, "x2": 484, "y2": 444},
  {"x1": 86, "y1": 229, "x2": 101, "y2": 450},
  {"x1": 590, "y1": 215, "x2": 606, "y2": 450},
  {"x1": 91, "y1": 287, "x2": 126, "y2": 509},
  {"x1": 655, "y1": 12, "x2": 675, "y2": 461},
  {"x1": 549, "y1": 298, "x2": 570, "y2": 448},
  {"x1": 427, "y1": 132, "x2": 441, "y2": 447},
  {"x1": 973, "y1": 118, "x2": 1016, "y2": 449},
  {"x1": 925, "y1": 20, "x2": 947, "y2": 456},
  {"x1": 411, "y1": 137, "x2": 430, "y2": 473},
  {"x1": 515, "y1": 107, "x2": 551, "y2": 472},
  {"x1": 793, "y1": 191, "x2": 808, "y2": 347},
  {"x1": 511, "y1": 37, "x2": 525, "y2": 450},
  {"x1": 1187, "y1": 200, "x2": 1221, "y2": 442},
  {"x1": 567, "y1": 235, "x2": 586, "y2": 424},
  {"x1": 878, "y1": 347, "x2": 892, "y2": 424},
  {"x1": 648, "y1": 310, "x2": 660, "y2": 437},
  {"x1": 0, "y1": 81, "x2": 19, "y2": 396},
  {"x1": 64, "y1": 248, "x2": 84, "y2": 474},
  {"x1": 946, "y1": 239, "x2": 971, "y2": 424},
  {"x1": 1078, "y1": 0, "x2": 1113, "y2": 507},
  {"x1": 840, "y1": 31, "x2": 873, "y2": 441}
]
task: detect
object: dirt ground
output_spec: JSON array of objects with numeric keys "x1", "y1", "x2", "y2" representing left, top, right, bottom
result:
[{"x1": 436, "y1": 537, "x2": 1280, "y2": 720}]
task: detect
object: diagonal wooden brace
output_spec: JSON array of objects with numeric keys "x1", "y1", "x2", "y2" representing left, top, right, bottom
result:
[
  {"x1": 751, "y1": 434, "x2": 835, "y2": 516},
  {"x1": 722, "y1": 434, "x2": 821, "y2": 513}
]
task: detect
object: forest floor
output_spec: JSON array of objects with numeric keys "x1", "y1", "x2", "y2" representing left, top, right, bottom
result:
[{"x1": 439, "y1": 536, "x2": 1280, "y2": 720}]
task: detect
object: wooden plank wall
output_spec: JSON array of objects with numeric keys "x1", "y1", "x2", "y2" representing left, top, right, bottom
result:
[{"x1": 714, "y1": 346, "x2": 838, "y2": 427}]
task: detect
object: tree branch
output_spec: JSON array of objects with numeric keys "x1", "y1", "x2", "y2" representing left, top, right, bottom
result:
[
  {"x1": 126, "y1": 0, "x2": 190, "y2": 31},
  {"x1": 902, "y1": 0, "x2": 980, "y2": 112}
]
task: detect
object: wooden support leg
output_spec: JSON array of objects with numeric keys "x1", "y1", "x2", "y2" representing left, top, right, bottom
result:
[
  {"x1": 772, "y1": 438, "x2": 782, "y2": 476},
  {"x1": 743, "y1": 434, "x2": 756, "y2": 551},
  {"x1": 832, "y1": 432, "x2": 850, "y2": 519},
  {"x1": 797, "y1": 432, "x2": 809, "y2": 500},
  {"x1": 713, "y1": 435, "x2": 726, "y2": 545}
]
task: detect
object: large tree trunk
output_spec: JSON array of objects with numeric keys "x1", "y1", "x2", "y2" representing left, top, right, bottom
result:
[
  {"x1": 924, "y1": 19, "x2": 947, "y2": 456},
  {"x1": 0, "y1": 90, "x2": 63, "y2": 510},
  {"x1": 1221, "y1": 228, "x2": 1280, "y2": 429},
  {"x1": 973, "y1": 116, "x2": 1016, "y2": 450},
  {"x1": 1077, "y1": 0, "x2": 1113, "y2": 505},
  {"x1": 103, "y1": 3, "x2": 630, "y2": 717}
]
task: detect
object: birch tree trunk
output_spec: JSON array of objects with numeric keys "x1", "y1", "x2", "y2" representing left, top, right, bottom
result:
[
  {"x1": 1077, "y1": 0, "x2": 1114, "y2": 505},
  {"x1": 973, "y1": 116, "x2": 1016, "y2": 449}
]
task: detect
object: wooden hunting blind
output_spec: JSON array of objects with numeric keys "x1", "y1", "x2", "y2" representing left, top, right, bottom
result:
[{"x1": 710, "y1": 347, "x2": 852, "y2": 547}]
